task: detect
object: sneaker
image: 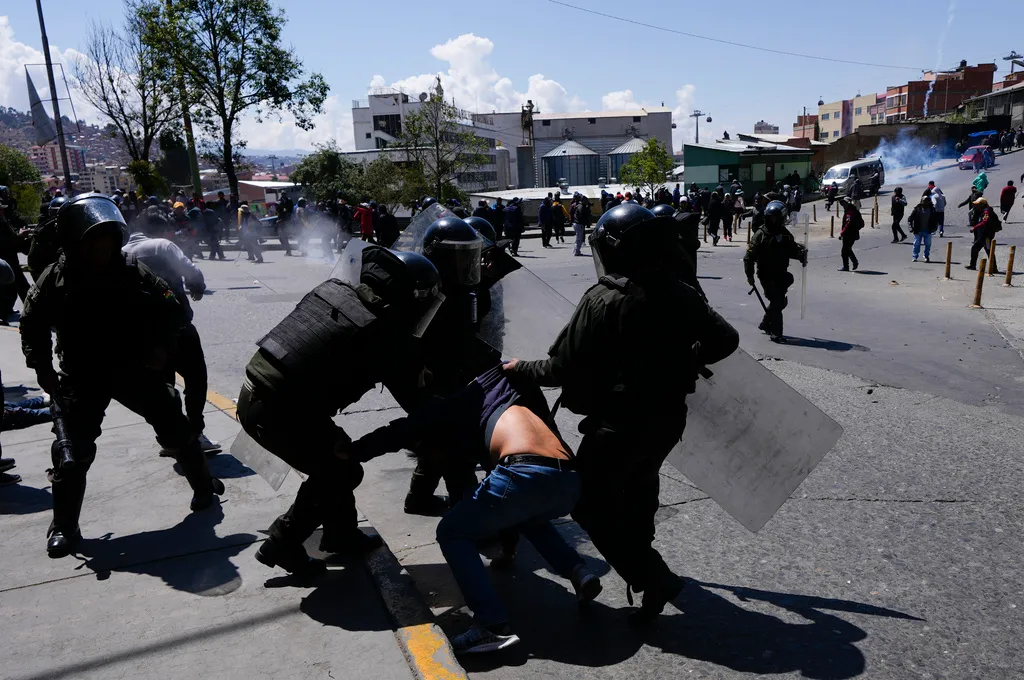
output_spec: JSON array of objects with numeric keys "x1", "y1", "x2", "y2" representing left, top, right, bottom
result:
[
  {"x1": 852, "y1": 261, "x2": 859, "y2": 271},
  {"x1": 965, "y1": 265, "x2": 976, "y2": 270},
  {"x1": 925, "y1": 257, "x2": 931, "y2": 263},
  {"x1": 571, "y1": 565, "x2": 603, "y2": 604},
  {"x1": 913, "y1": 258, "x2": 918, "y2": 262},
  {"x1": 838, "y1": 267, "x2": 850, "y2": 272},
  {"x1": 198, "y1": 434, "x2": 222, "y2": 455},
  {"x1": 450, "y1": 624, "x2": 520, "y2": 654}
]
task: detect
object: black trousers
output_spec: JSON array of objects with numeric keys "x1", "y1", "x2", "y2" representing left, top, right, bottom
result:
[
  {"x1": 572, "y1": 422, "x2": 683, "y2": 594},
  {"x1": 841, "y1": 237, "x2": 859, "y2": 269},
  {"x1": 892, "y1": 214, "x2": 906, "y2": 241},
  {"x1": 278, "y1": 221, "x2": 292, "y2": 253},
  {"x1": 0, "y1": 246, "x2": 30, "y2": 319},
  {"x1": 553, "y1": 222, "x2": 565, "y2": 242},
  {"x1": 969, "y1": 229, "x2": 993, "y2": 268},
  {"x1": 49, "y1": 372, "x2": 214, "y2": 535},
  {"x1": 510, "y1": 232, "x2": 522, "y2": 255},
  {"x1": 204, "y1": 230, "x2": 224, "y2": 259},
  {"x1": 165, "y1": 323, "x2": 208, "y2": 435},
  {"x1": 237, "y1": 380, "x2": 362, "y2": 547},
  {"x1": 541, "y1": 222, "x2": 552, "y2": 247},
  {"x1": 759, "y1": 272, "x2": 793, "y2": 337}
]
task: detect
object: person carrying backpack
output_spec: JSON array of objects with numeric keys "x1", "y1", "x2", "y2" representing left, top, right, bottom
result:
[{"x1": 966, "y1": 197, "x2": 1001, "y2": 271}]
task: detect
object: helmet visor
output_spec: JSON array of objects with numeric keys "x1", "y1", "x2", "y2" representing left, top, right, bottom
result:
[
  {"x1": 430, "y1": 238, "x2": 483, "y2": 286},
  {"x1": 411, "y1": 284, "x2": 445, "y2": 338}
]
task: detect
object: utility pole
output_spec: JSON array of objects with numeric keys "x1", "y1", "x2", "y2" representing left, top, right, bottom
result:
[
  {"x1": 689, "y1": 110, "x2": 710, "y2": 144},
  {"x1": 268, "y1": 154, "x2": 278, "y2": 179},
  {"x1": 165, "y1": 0, "x2": 202, "y2": 196},
  {"x1": 35, "y1": 0, "x2": 73, "y2": 194}
]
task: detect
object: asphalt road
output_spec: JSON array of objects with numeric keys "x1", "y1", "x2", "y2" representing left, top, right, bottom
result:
[{"x1": 3, "y1": 149, "x2": 1024, "y2": 679}]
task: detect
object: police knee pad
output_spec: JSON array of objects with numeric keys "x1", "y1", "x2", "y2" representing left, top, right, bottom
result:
[
  {"x1": 783, "y1": 271, "x2": 795, "y2": 288},
  {"x1": 50, "y1": 440, "x2": 96, "y2": 472},
  {"x1": 778, "y1": 296, "x2": 789, "y2": 311}
]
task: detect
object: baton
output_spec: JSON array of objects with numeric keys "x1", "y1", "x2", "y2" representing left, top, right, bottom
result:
[
  {"x1": 748, "y1": 285, "x2": 768, "y2": 313},
  {"x1": 50, "y1": 397, "x2": 75, "y2": 470}
]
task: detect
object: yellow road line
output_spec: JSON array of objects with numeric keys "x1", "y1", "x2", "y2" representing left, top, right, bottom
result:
[{"x1": 397, "y1": 624, "x2": 466, "y2": 680}]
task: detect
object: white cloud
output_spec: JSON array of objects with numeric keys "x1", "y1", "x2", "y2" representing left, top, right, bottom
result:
[
  {"x1": 601, "y1": 89, "x2": 642, "y2": 111},
  {"x1": 0, "y1": 16, "x2": 99, "y2": 123},
  {"x1": 382, "y1": 33, "x2": 586, "y2": 115},
  {"x1": 236, "y1": 94, "x2": 354, "y2": 152},
  {"x1": 671, "y1": 84, "x2": 697, "y2": 151}
]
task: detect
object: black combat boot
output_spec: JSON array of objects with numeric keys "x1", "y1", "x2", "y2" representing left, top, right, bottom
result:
[
  {"x1": 47, "y1": 470, "x2": 86, "y2": 558},
  {"x1": 255, "y1": 537, "x2": 327, "y2": 579},
  {"x1": 629, "y1": 573, "x2": 686, "y2": 627},
  {"x1": 175, "y1": 443, "x2": 225, "y2": 511}
]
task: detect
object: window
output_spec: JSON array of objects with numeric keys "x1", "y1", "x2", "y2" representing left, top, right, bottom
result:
[
  {"x1": 854, "y1": 107, "x2": 862, "y2": 115},
  {"x1": 833, "y1": 130, "x2": 840, "y2": 138},
  {"x1": 900, "y1": 94, "x2": 907, "y2": 106},
  {"x1": 542, "y1": 120, "x2": 551, "y2": 127},
  {"x1": 886, "y1": 96, "x2": 895, "y2": 109},
  {"x1": 822, "y1": 113, "x2": 830, "y2": 120},
  {"x1": 588, "y1": 117, "x2": 596, "y2": 124},
  {"x1": 373, "y1": 114, "x2": 402, "y2": 138},
  {"x1": 365, "y1": 132, "x2": 372, "y2": 139},
  {"x1": 632, "y1": 116, "x2": 641, "y2": 122}
]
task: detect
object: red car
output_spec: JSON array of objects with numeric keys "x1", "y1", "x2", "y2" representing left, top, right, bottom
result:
[{"x1": 958, "y1": 145, "x2": 994, "y2": 171}]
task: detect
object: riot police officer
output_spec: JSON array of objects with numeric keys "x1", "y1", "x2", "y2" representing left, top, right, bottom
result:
[
  {"x1": 27, "y1": 196, "x2": 66, "y2": 276},
  {"x1": 20, "y1": 194, "x2": 224, "y2": 558},
  {"x1": 403, "y1": 216, "x2": 493, "y2": 515},
  {"x1": 505, "y1": 203, "x2": 739, "y2": 624},
  {"x1": 744, "y1": 200, "x2": 807, "y2": 343},
  {"x1": 238, "y1": 247, "x2": 445, "y2": 576}
]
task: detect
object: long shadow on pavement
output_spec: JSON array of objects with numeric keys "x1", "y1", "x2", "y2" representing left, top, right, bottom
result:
[
  {"x1": 783, "y1": 337, "x2": 871, "y2": 352},
  {"x1": 76, "y1": 503, "x2": 256, "y2": 596},
  {"x1": 0, "y1": 483, "x2": 52, "y2": 515}
]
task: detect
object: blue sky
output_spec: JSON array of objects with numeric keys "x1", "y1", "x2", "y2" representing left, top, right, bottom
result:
[{"x1": 1, "y1": 0, "x2": 1019, "y2": 152}]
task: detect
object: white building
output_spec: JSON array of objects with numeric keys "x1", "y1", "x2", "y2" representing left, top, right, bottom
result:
[
  {"x1": 83, "y1": 164, "x2": 129, "y2": 195},
  {"x1": 529, "y1": 107, "x2": 674, "y2": 186},
  {"x1": 753, "y1": 120, "x2": 780, "y2": 134}
]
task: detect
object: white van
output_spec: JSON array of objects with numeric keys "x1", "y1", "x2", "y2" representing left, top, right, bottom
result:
[{"x1": 820, "y1": 158, "x2": 885, "y2": 196}]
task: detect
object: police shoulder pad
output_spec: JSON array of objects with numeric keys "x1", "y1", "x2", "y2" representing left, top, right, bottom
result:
[{"x1": 598, "y1": 274, "x2": 631, "y2": 291}]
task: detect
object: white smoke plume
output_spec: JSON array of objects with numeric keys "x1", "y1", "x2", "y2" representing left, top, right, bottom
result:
[{"x1": 923, "y1": 0, "x2": 956, "y2": 118}]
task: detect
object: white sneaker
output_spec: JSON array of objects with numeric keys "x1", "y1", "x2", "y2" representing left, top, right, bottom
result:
[
  {"x1": 198, "y1": 434, "x2": 221, "y2": 455},
  {"x1": 450, "y1": 624, "x2": 520, "y2": 654}
]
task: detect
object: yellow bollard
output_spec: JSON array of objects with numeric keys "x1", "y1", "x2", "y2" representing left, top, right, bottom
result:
[
  {"x1": 944, "y1": 241, "x2": 952, "y2": 280},
  {"x1": 830, "y1": 215, "x2": 835, "y2": 238},
  {"x1": 972, "y1": 259, "x2": 986, "y2": 308},
  {"x1": 987, "y1": 239, "x2": 998, "y2": 276},
  {"x1": 874, "y1": 195, "x2": 879, "y2": 215},
  {"x1": 1005, "y1": 245, "x2": 1016, "y2": 287}
]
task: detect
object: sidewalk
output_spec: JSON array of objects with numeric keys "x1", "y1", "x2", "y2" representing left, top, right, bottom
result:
[{"x1": 0, "y1": 327, "x2": 431, "y2": 680}]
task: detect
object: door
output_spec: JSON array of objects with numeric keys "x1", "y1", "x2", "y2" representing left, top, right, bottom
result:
[{"x1": 765, "y1": 164, "x2": 775, "y2": 190}]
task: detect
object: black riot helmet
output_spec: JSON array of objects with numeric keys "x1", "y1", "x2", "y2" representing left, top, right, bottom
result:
[
  {"x1": 590, "y1": 202, "x2": 678, "y2": 278},
  {"x1": 360, "y1": 247, "x2": 444, "y2": 337},
  {"x1": 420, "y1": 196, "x2": 437, "y2": 209},
  {"x1": 56, "y1": 193, "x2": 128, "y2": 251},
  {"x1": 763, "y1": 200, "x2": 788, "y2": 235},
  {"x1": 422, "y1": 216, "x2": 483, "y2": 287},
  {"x1": 650, "y1": 204, "x2": 676, "y2": 219},
  {"x1": 48, "y1": 196, "x2": 68, "y2": 217},
  {"x1": 463, "y1": 215, "x2": 496, "y2": 246}
]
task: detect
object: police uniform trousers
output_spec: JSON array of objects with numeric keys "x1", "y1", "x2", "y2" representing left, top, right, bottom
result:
[
  {"x1": 759, "y1": 271, "x2": 794, "y2": 337},
  {"x1": 571, "y1": 418, "x2": 683, "y2": 596},
  {"x1": 237, "y1": 379, "x2": 362, "y2": 547},
  {"x1": 165, "y1": 322, "x2": 208, "y2": 436},
  {"x1": 49, "y1": 371, "x2": 216, "y2": 538}
]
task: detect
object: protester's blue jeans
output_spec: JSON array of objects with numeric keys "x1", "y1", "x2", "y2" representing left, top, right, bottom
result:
[
  {"x1": 436, "y1": 462, "x2": 585, "y2": 627},
  {"x1": 2, "y1": 397, "x2": 52, "y2": 432},
  {"x1": 913, "y1": 230, "x2": 932, "y2": 260},
  {"x1": 573, "y1": 223, "x2": 585, "y2": 255}
]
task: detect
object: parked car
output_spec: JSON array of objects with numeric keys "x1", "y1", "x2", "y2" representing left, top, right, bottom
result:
[{"x1": 958, "y1": 145, "x2": 994, "y2": 171}]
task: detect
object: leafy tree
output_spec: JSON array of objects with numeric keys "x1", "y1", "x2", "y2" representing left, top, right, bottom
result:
[
  {"x1": 618, "y1": 138, "x2": 674, "y2": 201},
  {"x1": 394, "y1": 77, "x2": 489, "y2": 199},
  {"x1": 127, "y1": 159, "x2": 168, "y2": 197},
  {"x1": 0, "y1": 144, "x2": 44, "y2": 223},
  {"x1": 290, "y1": 140, "x2": 362, "y2": 202},
  {"x1": 148, "y1": 0, "x2": 329, "y2": 195},
  {"x1": 155, "y1": 129, "x2": 192, "y2": 186},
  {"x1": 357, "y1": 156, "x2": 408, "y2": 214},
  {"x1": 72, "y1": 1, "x2": 177, "y2": 162}
]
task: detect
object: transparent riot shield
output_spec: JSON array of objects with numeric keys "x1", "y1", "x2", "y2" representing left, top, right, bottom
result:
[
  {"x1": 332, "y1": 237, "x2": 371, "y2": 284},
  {"x1": 230, "y1": 429, "x2": 293, "y2": 491},
  {"x1": 392, "y1": 204, "x2": 448, "y2": 252},
  {"x1": 479, "y1": 266, "x2": 576, "y2": 360},
  {"x1": 667, "y1": 347, "x2": 843, "y2": 532}
]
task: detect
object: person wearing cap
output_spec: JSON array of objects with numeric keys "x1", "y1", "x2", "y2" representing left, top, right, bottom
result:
[
  {"x1": 966, "y1": 197, "x2": 1001, "y2": 271},
  {"x1": 928, "y1": 182, "x2": 947, "y2": 237},
  {"x1": 20, "y1": 194, "x2": 225, "y2": 558},
  {"x1": 837, "y1": 197, "x2": 864, "y2": 271},
  {"x1": 237, "y1": 202, "x2": 263, "y2": 263}
]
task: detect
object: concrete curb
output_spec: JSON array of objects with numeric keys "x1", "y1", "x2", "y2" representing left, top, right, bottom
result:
[{"x1": 364, "y1": 544, "x2": 468, "y2": 680}]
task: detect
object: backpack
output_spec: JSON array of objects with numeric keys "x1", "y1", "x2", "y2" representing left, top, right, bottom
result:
[{"x1": 991, "y1": 210, "x2": 1002, "y2": 232}]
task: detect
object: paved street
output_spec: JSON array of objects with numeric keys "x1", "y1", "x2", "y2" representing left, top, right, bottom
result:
[{"x1": 3, "y1": 150, "x2": 1024, "y2": 679}]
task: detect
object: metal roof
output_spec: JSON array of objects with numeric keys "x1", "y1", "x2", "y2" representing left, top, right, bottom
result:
[
  {"x1": 609, "y1": 137, "x2": 648, "y2": 155},
  {"x1": 542, "y1": 139, "x2": 599, "y2": 158},
  {"x1": 534, "y1": 107, "x2": 672, "y2": 121},
  {"x1": 964, "y1": 79, "x2": 1024, "y2": 101},
  {"x1": 685, "y1": 140, "x2": 814, "y2": 155}
]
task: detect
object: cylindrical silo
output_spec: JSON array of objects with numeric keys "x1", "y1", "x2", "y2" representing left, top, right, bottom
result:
[{"x1": 542, "y1": 139, "x2": 599, "y2": 187}]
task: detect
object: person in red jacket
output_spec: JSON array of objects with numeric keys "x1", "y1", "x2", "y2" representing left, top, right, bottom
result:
[
  {"x1": 354, "y1": 203, "x2": 375, "y2": 243},
  {"x1": 1000, "y1": 180, "x2": 1017, "y2": 221},
  {"x1": 967, "y1": 197, "x2": 1000, "y2": 271}
]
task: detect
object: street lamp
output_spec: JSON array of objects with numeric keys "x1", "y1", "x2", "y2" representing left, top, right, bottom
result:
[{"x1": 689, "y1": 110, "x2": 711, "y2": 143}]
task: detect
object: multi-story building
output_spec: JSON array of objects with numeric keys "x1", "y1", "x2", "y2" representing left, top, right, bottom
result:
[
  {"x1": 27, "y1": 142, "x2": 87, "y2": 176},
  {"x1": 792, "y1": 114, "x2": 817, "y2": 139},
  {"x1": 530, "y1": 107, "x2": 673, "y2": 184},
  {"x1": 818, "y1": 100, "x2": 853, "y2": 142},
  {"x1": 754, "y1": 120, "x2": 780, "y2": 134},
  {"x1": 885, "y1": 62, "x2": 996, "y2": 122},
  {"x1": 85, "y1": 164, "x2": 128, "y2": 195},
  {"x1": 851, "y1": 94, "x2": 884, "y2": 129}
]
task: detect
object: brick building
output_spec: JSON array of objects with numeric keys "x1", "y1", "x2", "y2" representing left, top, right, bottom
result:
[
  {"x1": 792, "y1": 114, "x2": 817, "y2": 139},
  {"x1": 885, "y1": 61, "x2": 996, "y2": 122}
]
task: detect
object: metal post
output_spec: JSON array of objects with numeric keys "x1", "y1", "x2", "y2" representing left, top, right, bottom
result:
[
  {"x1": 813, "y1": 204, "x2": 817, "y2": 222},
  {"x1": 1004, "y1": 245, "x2": 1016, "y2": 286},
  {"x1": 987, "y1": 240, "x2": 998, "y2": 276},
  {"x1": 944, "y1": 241, "x2": 952, "y2": 280},
  {"x1": 830, "y1": 215, "x2": 835, "y2": 238},
  {"x1": 35, "y1": 0, "x2": 73, "y2": 194}
]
